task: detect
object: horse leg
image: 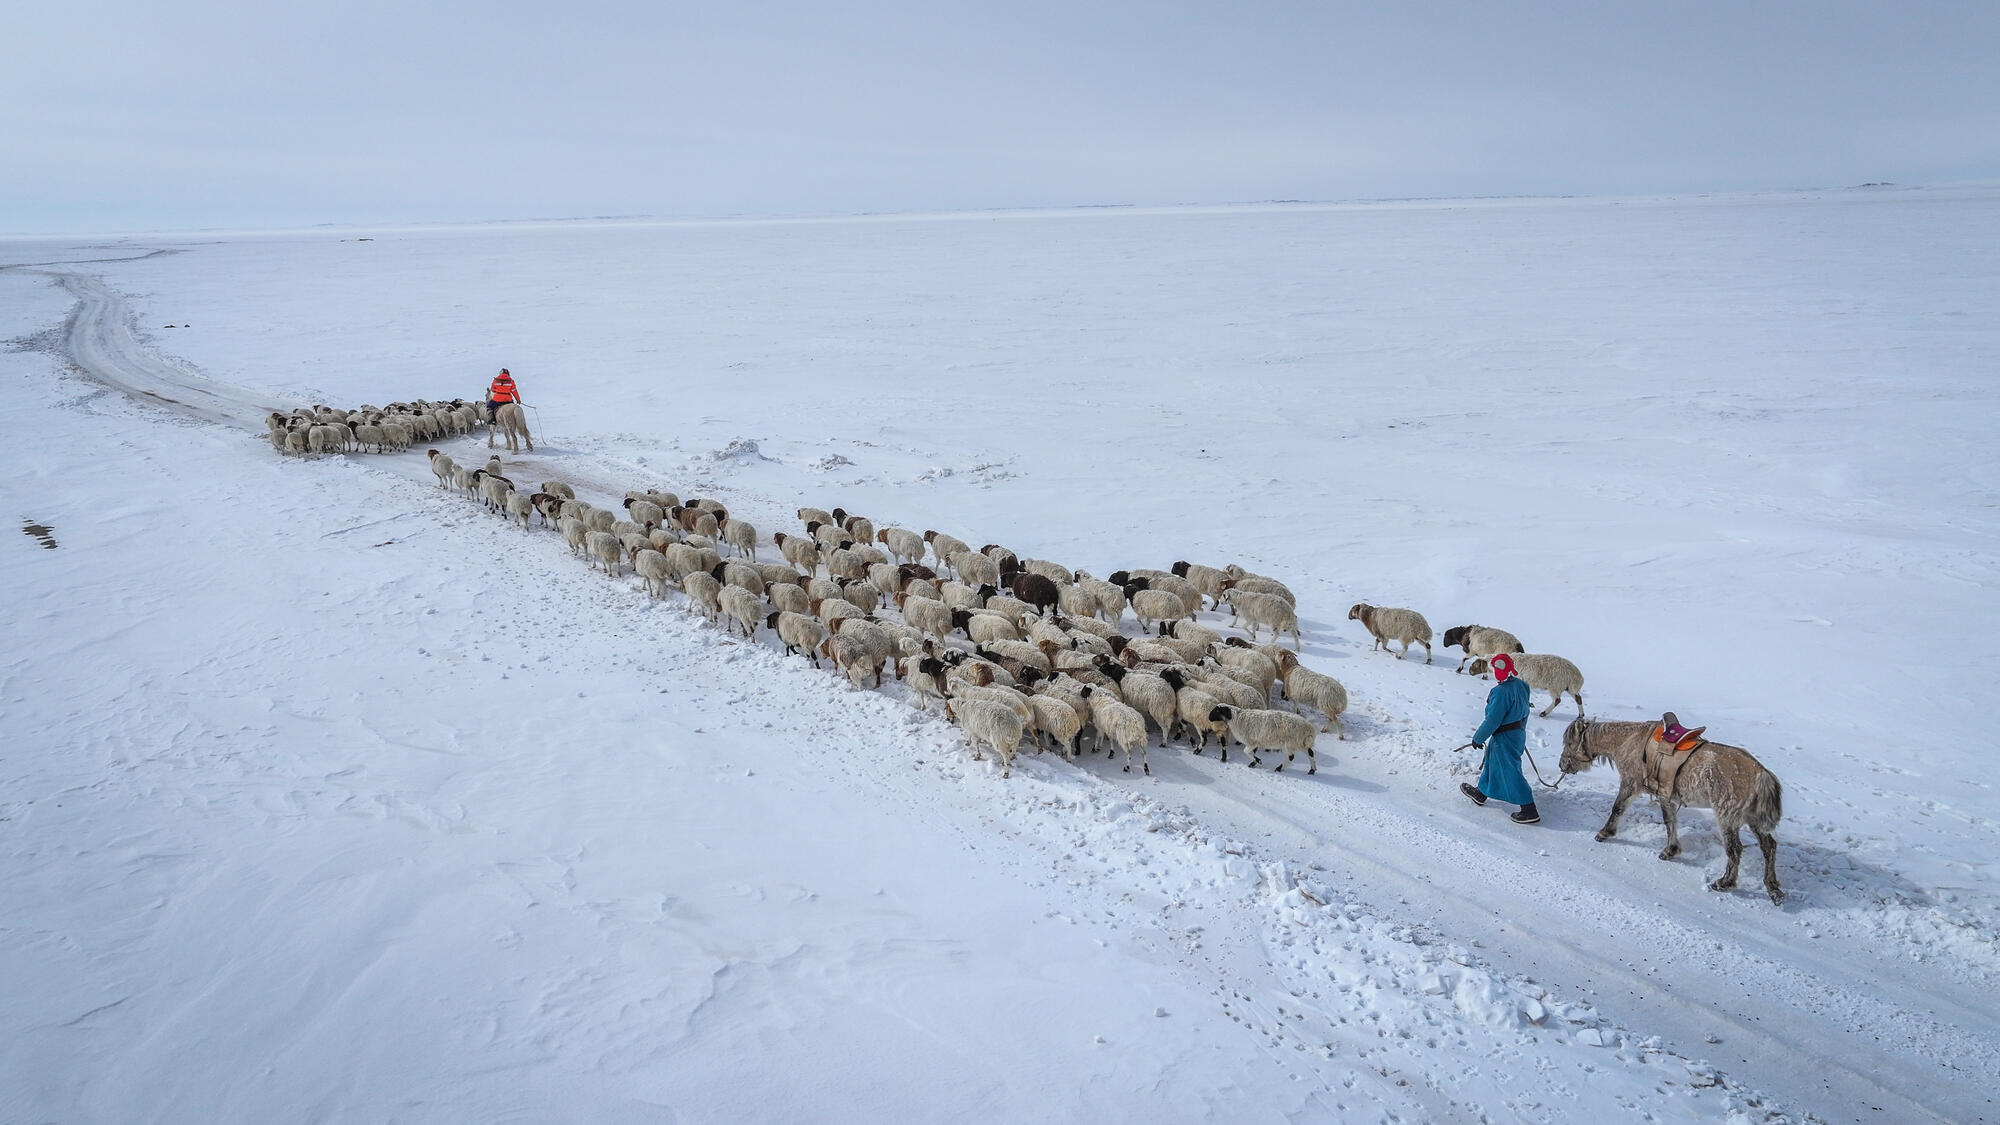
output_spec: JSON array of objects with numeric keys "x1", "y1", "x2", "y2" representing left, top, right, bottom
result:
[
  {"x1": 1658, "y1": 802, "x2": 1682, "y2": 860},
  {"x1": 1709, "y1": 821, "x2": 1744, "y2": 892},
  {"x1": 1596, "y1": 777, "x2": 1637, "y2": 842},
  {"x1": 1755, "y1": 830, "x2": 1784, "y2": 904}
]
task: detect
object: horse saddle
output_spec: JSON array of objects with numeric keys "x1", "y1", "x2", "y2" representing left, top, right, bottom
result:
[{"x1": 1649, "y1": 712, "x2": 1706, "y2": 797}]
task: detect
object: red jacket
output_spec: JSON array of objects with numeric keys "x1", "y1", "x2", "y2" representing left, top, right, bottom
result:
[{"x1": 488, "y1": 375, "x2": 520, "y2": 403}]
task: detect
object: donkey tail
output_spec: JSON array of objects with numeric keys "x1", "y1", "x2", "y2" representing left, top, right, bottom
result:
[{"x1": 1750, "y1": 768, "x2": 1784, "y2": 832}]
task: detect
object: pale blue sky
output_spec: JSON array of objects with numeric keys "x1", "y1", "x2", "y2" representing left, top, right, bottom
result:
[{"x1": 4, "y1": 0, "x2": 1995, "y2": 232}]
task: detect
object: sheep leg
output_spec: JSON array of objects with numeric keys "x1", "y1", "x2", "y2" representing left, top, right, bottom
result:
[
  {"x1": 1306, "y1": 748, "x2": 1317, "y2": 774},
  {"x1": 1709, "y1": 821, "x2": 1745, "y2": 891},
  {"x1": 1658, "y1": 803, "x2": 1683, "y2": 860},
  {"x1": 1572, "y1": 691, "x2": 1584, "y2": 717},
  {"x1": 1596, "y1": 777, "x2": 1638, "y2": 841},
  {"x1": 1540, "y1": 690, "x2": 1559, "y2": 718}
]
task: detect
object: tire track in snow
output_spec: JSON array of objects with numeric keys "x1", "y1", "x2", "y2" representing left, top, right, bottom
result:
[{"x1": 36, "y1": 265, "x2": 1994, "y2": 1124}]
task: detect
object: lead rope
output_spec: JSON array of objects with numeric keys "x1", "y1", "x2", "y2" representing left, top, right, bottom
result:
[
  {"x1": 1525, "y1": 746, "x2": 1565, "y2": 790},
  {"x1": 1456, "y1": 735, "x2": 1567, "y2": 790}
]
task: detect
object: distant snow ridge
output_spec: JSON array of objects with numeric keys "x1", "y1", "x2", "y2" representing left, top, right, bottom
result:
[{"x1": 711, "y1": 437, "x2": 771, "y2": 461}]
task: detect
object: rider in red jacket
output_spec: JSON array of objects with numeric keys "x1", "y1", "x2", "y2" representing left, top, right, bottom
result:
[{"x1": 486, "y1": 368, "x2": 521, "y2": 419}]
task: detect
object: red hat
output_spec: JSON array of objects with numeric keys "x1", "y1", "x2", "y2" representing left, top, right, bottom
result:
[{"x1": 1490, "y1": 653, "x2": 1516, "y2": 682}]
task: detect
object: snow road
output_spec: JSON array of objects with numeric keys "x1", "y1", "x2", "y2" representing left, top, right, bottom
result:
[{"x1": 6, "y1": 193, "x2": 1997, "y2": 1124}]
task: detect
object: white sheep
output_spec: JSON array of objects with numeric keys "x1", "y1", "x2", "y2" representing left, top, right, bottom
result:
[
  {"x1": 938, "y1": 581, "x2": 983, "y2": 612},
  {"x1": 980, "y1": 594, "x2": 1036, "y2": 628},
  {"x1": 1055, "y1": 583, "x2": 1100, "y2": 619},
  {"x1": 797, "y1": 506, "x2": 834, "y2": 527},
  {"x1": 925, "y1": 530, "x2": 971, "y2": 568},
  {"x1": 957, "y1": 611, "x2": 1020, "y2": 644},
  {"x1": 774, "y1": 532, "x2": 821, "y2": 576},
  {"x1": 721, "y1": 518, "x2": 759, "y2": 560},
  {"x1": 902, "y1": 595, "x2": 956, "y2": 641},
  {"x1": 769, "y1": 583, "x2": 811, "y2": 616},
  {"x1": 1209, "y1": 705, "x2": 1319, "y2": 773},
  {"x1": 950, "y1": 550, "x2": 1001, "y2": 589},
  {"x1": 587, "y1": 530, "x2": 625, "y2": 575},
  {"x1": 632, "y1": 547, "x2": 673, "y2": 599},
  {"x1": 947, "y1": 680, "x2": 1035, "y2": 726},
  {"x1": 1213, "y1": 645, "x2": 1281, "y2": 701},
  {"x1": 1271, "y1": 650, "x2": 1348, "y2": 737},
  {"x1": 757, "y1": 562, "x2": 805, "y2": 589},
  {"x1": 560, "y1": 515, "x2": 588, "y2": 556},
  {"x1": 829, "y1": 617, "x2": 895, "y2": 681},
  {"x1": 1466, "y1": 653, "x2": 1586, "y2": 717},
  {"x1": 822, "y1": 630, "x2": 885, "y2": 690},
  {"x1": 1126, "y1": 587, "x2": 1193, "y2": 635},
  {"x1": 978, "y1": 638, "x2": 1052, "y2": 676},
  {"x1": 1218, "y1": 574, "x2": 1296, "y2": 607},
  {"x1": 765, "y1": 610, "x2": 825, "y2": 664},
  {"x1": 1168, "y1": 561, "x2": 1229, "y2": 608},
  {"x1": 1021, "y1": 558, "x2": 1074, "y2": 585},
  {"x1": 826, "y1": 547, "x2": 871, "y2": 582},
  {"x1": 713, "y1": 560, "x2": 765, "y2": 596},
  {"x1": 1102, "y1": 666, "x2": 1177, "y2": 745},
  {"x1": 877, "y1": 527, "x2": 927, "y2": 564},
  {"x1": 681, "y1": 571, "x2": 723, "y2": 621},
  {"x1": 818, "y1": 598, "x2": 865, "y2": 627},
  {"x1": 1025, "y1": 693, "x2": 1084, "y2": 760},
  {"x1": 1159, "y1": 669, "x2": 1229, "y2": 751},
  {"x1": 835, "y1": 579, "x2": 881, "y2": 614},
  {"x1": 946, "y1": 697, "x2": 1025, "y2": 778},
  {"x1": 427, "y1": 450, "x2": 456, "y2": 488},
  {"x1": 1347, "y1": 604, "x2": 1433, "y2": 662},
  {"x1": 1442, "y1": 625, "x2": 1526, "y2": 674},
  {"x1": 504, "y1": 491, "x2": 534, "y2": 529},
  {"x1": 1222, "y1": 589, "x2": 1301, "y2": 650},
  {"x1": 718, "y1": 585, "x2": 763, "y2": 638},
  {"x1": 1189, "y1": 664, "x2": 1268, "y2": 711},
  {"x1": 624, "y1": 498, "x2": 664, "y2": 531},
  {"x1": 1081, "y1": 687, "x2": 1151, "y2": 775},
  {"x1": 541, "y1": 481, "x2": 575, "y2": 500},
  {"x1": 1172, "y1": 619, "x2": 1223, "y2": 649}
]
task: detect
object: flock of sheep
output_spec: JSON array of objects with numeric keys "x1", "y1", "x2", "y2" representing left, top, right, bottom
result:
[
  {"x1": 265, "y1": 400, "x2": 483, "y2": 455},
  {"x1": 397, "y1": 427, "x2": 1589, "y2": 784}
]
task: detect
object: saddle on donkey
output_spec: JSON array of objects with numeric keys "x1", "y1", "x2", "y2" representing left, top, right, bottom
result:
[{"x1": 1648, "y1": 711, "x2": 1708, "y2": 796}]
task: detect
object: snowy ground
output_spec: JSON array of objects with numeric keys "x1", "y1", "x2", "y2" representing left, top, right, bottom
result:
[{"x1": 3, "y1": 187, "x2": 1996, "y2": 1124}]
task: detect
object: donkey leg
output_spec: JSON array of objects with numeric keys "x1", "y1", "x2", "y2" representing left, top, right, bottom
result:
[
  {"x1": 1709, "y1": 823, "x2": 1744, "y2": 891},
  {"x1": 1596, "y1": 779, "x2": 1637, "y2": 842},
  {"x1": 1658, "y1": 803, "x2": 1682, "y2": 860},
  {"x1": 1755, "y1": 830, "x2": 1784, "y2": 904}
]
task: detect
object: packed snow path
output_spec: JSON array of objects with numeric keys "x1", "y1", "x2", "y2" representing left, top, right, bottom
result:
[{"x1": 7, "y1": 194, "x2": 1998, "y2": 1125}]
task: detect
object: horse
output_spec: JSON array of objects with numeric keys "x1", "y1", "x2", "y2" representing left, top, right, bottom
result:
[
  {"x1": 1559, "y1": 717, "x2": 1786, "y2": 904},
  {"x1": 488, "y1": 402, "x2": 533, "y2": 453}
]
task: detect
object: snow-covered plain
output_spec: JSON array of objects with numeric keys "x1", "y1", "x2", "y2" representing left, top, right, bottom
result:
[{"x1": 3, "y1": 187, "x2": 1996, "y2": 1124}]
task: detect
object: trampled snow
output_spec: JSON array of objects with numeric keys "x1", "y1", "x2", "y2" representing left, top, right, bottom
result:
[{"x1": 2, "y1": 187, "x2": 1996, "y2": 1123}]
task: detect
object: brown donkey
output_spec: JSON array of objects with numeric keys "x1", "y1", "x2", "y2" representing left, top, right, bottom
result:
[{"x1": 1559, "y1": 717, "x2": 1786, "y2": 904}]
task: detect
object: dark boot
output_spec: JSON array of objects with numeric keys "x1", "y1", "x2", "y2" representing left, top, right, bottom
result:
[
  {"x1": 1459, "y1": 783, "x2": 1487, "y2": 806},
  {"x1": 1510, "y1": 804, "x2": 1540, "y2": 824}
]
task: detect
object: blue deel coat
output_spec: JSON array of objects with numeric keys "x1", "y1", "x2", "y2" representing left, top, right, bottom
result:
[{"x1": 1472, "y1": 675, "x2": 1535, "y2": 807}]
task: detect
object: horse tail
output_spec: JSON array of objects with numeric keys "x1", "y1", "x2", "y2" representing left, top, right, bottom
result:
[{"x1": 1749, "y1": 768, "x2": 1783, "y2": 832}]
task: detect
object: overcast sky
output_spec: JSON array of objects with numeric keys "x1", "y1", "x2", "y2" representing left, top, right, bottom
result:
[{"x1": 4, "y1": 0, "x2": 1996, "y2": 233}]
